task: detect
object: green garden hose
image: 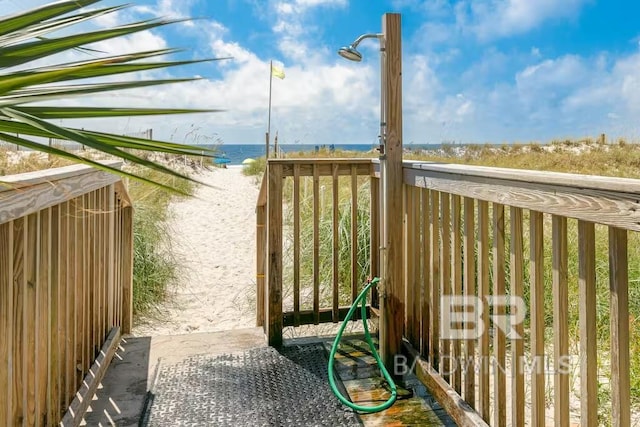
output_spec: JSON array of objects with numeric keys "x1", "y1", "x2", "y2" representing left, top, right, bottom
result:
[{"x1": 327, "y1": 277, "x2": 397, "y2": 413}]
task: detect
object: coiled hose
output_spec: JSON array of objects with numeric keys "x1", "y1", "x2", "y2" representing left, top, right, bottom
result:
[{"x1": 327, "y1": 277, "x2": 397, "y2": 413}]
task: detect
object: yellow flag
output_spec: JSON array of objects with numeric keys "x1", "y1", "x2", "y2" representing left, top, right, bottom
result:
[{"x1": 271, "y1": 64, "x2": 285, "y2": 79}]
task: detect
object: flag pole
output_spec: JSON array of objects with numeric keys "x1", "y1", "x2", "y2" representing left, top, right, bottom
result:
[{"x1": 266, "y1": 60, "x2": 273, "y2": 159}]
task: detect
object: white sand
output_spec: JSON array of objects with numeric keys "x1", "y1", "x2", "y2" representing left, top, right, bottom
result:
[{"x1": 133, "y1": 166, "x2": 259, "y2": 336}]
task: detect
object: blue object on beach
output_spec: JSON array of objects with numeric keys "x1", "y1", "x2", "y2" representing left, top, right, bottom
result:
[{"x1": 213, "y1": 157, "x2": 231, "y2": 164}]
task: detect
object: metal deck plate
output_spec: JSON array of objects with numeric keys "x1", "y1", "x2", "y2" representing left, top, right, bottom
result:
[{"x1": 142, "y1": 344, "x2": 362, "y2": 426}]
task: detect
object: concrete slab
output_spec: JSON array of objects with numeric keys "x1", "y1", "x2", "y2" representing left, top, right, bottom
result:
[{"x1": 82, "y1": 327, "x2": 266, "y2": 426}]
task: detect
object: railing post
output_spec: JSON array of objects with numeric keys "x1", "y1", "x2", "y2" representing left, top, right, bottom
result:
[
  {"x1": 266, "y1": 161, "x2": 283, "y2": 347},
  {"x1": 120, "y1": 206, "x2": 134, "y2": 335},
  {"x1": 380, "y1": 12, "x2": 404, "y2": 371}
]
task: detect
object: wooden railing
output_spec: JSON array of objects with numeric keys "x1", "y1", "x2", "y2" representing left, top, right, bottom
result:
[
  {"x1": 399, "y1": 161, "x2": 638, "y2": 426},
  {"x1": 259, "y1": 156, "x2": 637, "y2": 425},
  {"x1": 256, "y1": 158, "x2": 378, "y2": 346},
  {"x1": 0, "y1": 161, "x2": 133, "y2": 425}
]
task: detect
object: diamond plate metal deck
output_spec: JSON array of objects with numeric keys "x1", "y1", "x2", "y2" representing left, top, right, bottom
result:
[{"x1": 141, "y1": 344, "x2": 362, "y2": 427}]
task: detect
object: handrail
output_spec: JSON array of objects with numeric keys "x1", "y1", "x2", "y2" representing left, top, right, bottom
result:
[{"x1": 0, "y1": 163, "x2": 133, "y2": 425}]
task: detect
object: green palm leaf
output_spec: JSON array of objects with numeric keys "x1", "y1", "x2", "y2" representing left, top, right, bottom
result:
[{"x1": 0, "y1": 0, "x2": 227, "y2": 191}]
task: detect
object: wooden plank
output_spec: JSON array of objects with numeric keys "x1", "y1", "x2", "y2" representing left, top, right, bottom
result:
[
  {"x1": 50, "y1": 205, "x2": 61, "y2": 421},
  {"x1": 283, "y1": 306, "x2": 371, "y2": 327},
  {"x1": 332, "y1": 164, "x2": 339, "y2": 322},
  {"x1": 266, "y1": 163, "x2": 283, "y2": 347},
  {"x1": 313, "y1": 164, "x2": 320, "y2": 324},
  {"x1": 530, "y1": 210, "x2": 545, "y2": 426},
  {"x1": 0, "y1": 161, "x2": 121, "y2": 190},
  {"x1": 0, "y1": 221, "x2": 13, "y2": 426},
  {"x1": 75, "y1": 196, "x2": 85, "y2": 389},
  {"x1": 256, "y1": 202, "x2": 266, "y2": 328},
  {"x1": 439, "y1": 192, "x2": 451, "y2": 383},
  {"x1": 450, "y1": 195, "x2": 462, "y2": 395},
  {"x1": 405, "y1": 186, "x2": 418, "y2": 345},
  {"x1": 57, "y1": 202, "x2": 68, "y2": 413},
  {"x1": 492, "y1": 203, "x2": 506, "y2": 427},
  {"x1": 59, "y1": 327, "x2": 121, "y2": 427},
  {"x1": 370, "y1": 177, "x2": 380, "y2": 311},
  {"x1": 510, "y1": 207, "x2": 525, "y2": 426},
  {"x1": 12, "y1": 217, "x2": 24, "y2": 425},
  {"x1": 66, "y1": 200, "x2": 76, "y2": 410},
  {"x1": 477, "y1": 200, "x2": 490, "y2": 422},
  {"x1": 578, "y1": 220, "x2": 598, "y2": 426},
  {"x1": 403, "y1": 340, "x2": 489, "y2": 427},
  {"x1": 429, "y1": 190, "x2": 440, "y2": 370},
  {"x1": 403, "y1": 159, "x2": 640, "y2": 194},
  {"x1": 609, "y1": 227, "x2": 630, "y2": 427},
  {"x1": 0, "y1": 168, "x2": 120, "y2": 225},
  {"x1": 83, "y1": 194, "x2": 90, "y2": 380},
  {"x1": 293, "y1": 165, "x2": 301, "y2": 326},
  {"x1": 350, "y1": 165, "x2": 358, "y2": 306},
  {"x1": 25, "y1": 213, "x2": 37, "y2": 426},
  {"x1": 120, "y1": 206, "x2": 134, "y2": 335},
  {"x1": 404, "y1": 168, "x2": 640, "y2": 232},
  {"x1": 552, "y1": 216, "x2": 569, "y2": 427},
  {"x1": 276, "y1": 160, "x2": 373, "y2": 178},
  {"x1": 380, "y1": 12, "x2": 405, "y2": 370},
  {"x1": 463, "y1": 197, "x2": 475, "y2": 408},
  {"x1": 36, "y1": 209, "x2": 50, "y2": 425},
  {"x1": 89, "y1": 191, "x2": 97, "y2": 362},
  {"x1": 107, "y1": 185, "x2": 115, "y2": 330},
  {"x1": 421, "y1": 188, "x2": 431, "y2": 359}
]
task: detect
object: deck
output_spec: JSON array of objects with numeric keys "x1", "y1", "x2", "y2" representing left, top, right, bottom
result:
[{"x1": 82, "y1": 328, "x2": 454, "y2": 426}]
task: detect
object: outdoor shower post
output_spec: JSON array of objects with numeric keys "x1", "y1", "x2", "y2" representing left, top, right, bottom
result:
[{"x1": 379, "y1": 12, "x2": 404, "y2": 373}]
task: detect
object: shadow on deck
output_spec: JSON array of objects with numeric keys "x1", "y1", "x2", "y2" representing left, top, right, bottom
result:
[{"x1": 85, "y1": 328, "x2": 455, "y2": 426}]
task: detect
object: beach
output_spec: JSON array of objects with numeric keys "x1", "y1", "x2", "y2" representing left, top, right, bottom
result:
[{"x1": 133, "y1": 166, "x2": 259, "y2": 336}]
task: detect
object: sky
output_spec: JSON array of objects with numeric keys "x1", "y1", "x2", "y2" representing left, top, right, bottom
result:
[{"x1": 4, "y1": 0, "x2": 640, "y2": 146}]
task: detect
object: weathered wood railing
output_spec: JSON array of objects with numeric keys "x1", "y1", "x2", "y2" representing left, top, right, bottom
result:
[
  {"x1": 0, "y1": 161, "x2": 133, "y2": 425},
  {"x1": 399, "y1": 161, "x2": 637, "y2": 426},
  {"x1": 256, "y1": 158, "x2": 379, "y2": 346}
]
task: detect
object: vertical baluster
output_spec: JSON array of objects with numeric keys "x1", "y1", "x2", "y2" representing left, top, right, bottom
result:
[
  {"x1": 293, "y1": 165, "x2": 301, "y2": 326},
  {"x1": 451, "y1": 195, "x2": 462, "y2": 394},
  {"x1": 440, "y1": 192, "x2": 451, "y2": 383},
  {"x1": 552, "y1": 216, "x2": 569, "y2": 427},
  {"x1": 493, "y1": 203, "x2": 506, "y2": 427},
  {"x1": 530, "y1": 210, "x2": 545, "y2": 426},
  {"x1": 430, "y1": 191, "x2": 440, "y2": 370},
  {"x1": 332, "y1": 164, "x2": 339, "y2": 322},
  {"x1": 463, "y1": 197, "x2": 475, "y2": 408},
  {"x1": 510, "y1": 207, "x2": 524, "y2": 426},
  {"x1": 478, "y1": 200, "x2": 490, "y2": 422}
]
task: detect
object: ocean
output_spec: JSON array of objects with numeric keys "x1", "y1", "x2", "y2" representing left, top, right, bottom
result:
[{"x1": 209, "y1": 143, "x2": 442, "y2": 165}]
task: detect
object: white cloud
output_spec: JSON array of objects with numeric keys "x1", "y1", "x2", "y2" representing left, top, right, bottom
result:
[{"x1": 456, "y1": 0, "x2": 591, "y2": 41}]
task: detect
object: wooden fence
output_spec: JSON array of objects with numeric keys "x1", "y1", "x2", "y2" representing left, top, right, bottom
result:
[
  {"x1": 399, "y1": 160, "x2": 638, "y2": 426},
  {"x1": 0, "y1": 161, "x2": 133, "y2": 425},
  {"x1": 259, "y1": 156, "x2": 638, "y2": 425},
  {"x1": 256, "y1": 158, "x2": 378, "y2": 346}
]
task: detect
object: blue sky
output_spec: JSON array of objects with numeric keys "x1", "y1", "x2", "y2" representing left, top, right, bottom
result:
[{"x1": 5, "y1": 0, "x2": 640, "y2": 145}]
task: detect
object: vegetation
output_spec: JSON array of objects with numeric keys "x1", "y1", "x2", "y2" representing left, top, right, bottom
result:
[{"x1": 0, "y1": 0, "x2": 220, "y2": 188}]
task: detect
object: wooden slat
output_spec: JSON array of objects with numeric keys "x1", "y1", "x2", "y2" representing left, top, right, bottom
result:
[
  {"x1": 283, "y1": 306, "x2": 371, "y2": 327},
  {"x1": 451, "y1": 195, "x2": 462, "y2": 394},
  {"x1": 120, "y1": 206, "x2": 134, "y2": 335},
  {"x1": 293, "y1": 165, "x2": 301, "y2": 326},
  {"x1": 75, "y1": 196, "x2": 85, "y2": 388},
  {"x1": 510, "y1": 207, "x2": 524, "y2": 426},
  {"x1": 552, "y1": 216, "x2": 569, "y2": 427},
  {"x1": 25, "y1": 213, "x2": 37, "y2": 426},
  {"x1": 578, "y1": 220, "x2": 598, "y2": 426},
  {"x1": 332, "y1": 164, "x2": 339, "y2": 322},
  {"x1": 609, "y1": 227, "x2": 630, "y2": 427},
  {"x1": 313, "y1": 164, "x2": 320, "y2": 324},
  {"x1": 275, "y1": 159, "x2": 373, "y2": 177},
  {"x1": 440, "y1": 192, "x2": 451, "y2": 383},
  {"x1": 66, "y1": 200, "x2": 76, "y2": 409},
  {"x1": 256, "y1": 200, "x2": 266, "y2": 328},
  {"x1": 107, "y1": 186, "x2": 115, "y2": 330},
  {"x1": 12, "y1": 217, "x2": 24, "y2": 424},
  {"x1": 405, "y1": 186, "x2": 418, "y2": 345},
  {"x1": 492, "y1": 203, "x2": 506, "y2": 427},
  {"x1": 36, "y1": 209, "x2": 50, "y2": 425},
  {"x1": 0, "y1": 221, "x2": 12, "y2": 426},
  {"x1": 430, "y1": 190, "x2": 440, "y2": 370},
  {"x1": 463, "y1": 197, "x2": 475, "y2": 407},
  {"x1": 60, "y1": 327, "x2": 121, "y2": 427},
  {"x1": 266, "y1": 163, "x2": 283, "y2": 347},
  {"x1": 380, "y1": 12, "x2": 405, "y2": 369},
  {"x1": 89, "y1": 192, "x2": 97, "y2": 362},
  {"x1": 83, "y1": 194, "x2": 90, "y2": 380},
  {"x1": 530, "y1": 210, "x2": 545, "y2": 426},
  {"x1": 421, "y1": 188, "x2": 431, "y2": 358},
  {"x1": 477, "y1": 200, "x2": 490, "y2": 422},
  {"x1": 370, "y1": 177, "x2": 380, "y2": 311},
  {"x1": 404, "y1": 167, "x2": 640, "y2": 232},
  {"x1": 58, "y1": 202, "x2": 68, "y2": 412},
  {"x1": 350, "y1": 165, "x2": 358, "y2": 306},
  {"x1": 403, "y1": 340, "x2": 489, "y2": 427}
]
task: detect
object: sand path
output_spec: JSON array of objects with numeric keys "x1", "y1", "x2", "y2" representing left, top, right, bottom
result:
[{"x1": 133, "y1": 166, "x2": 259, "y2": 336}]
